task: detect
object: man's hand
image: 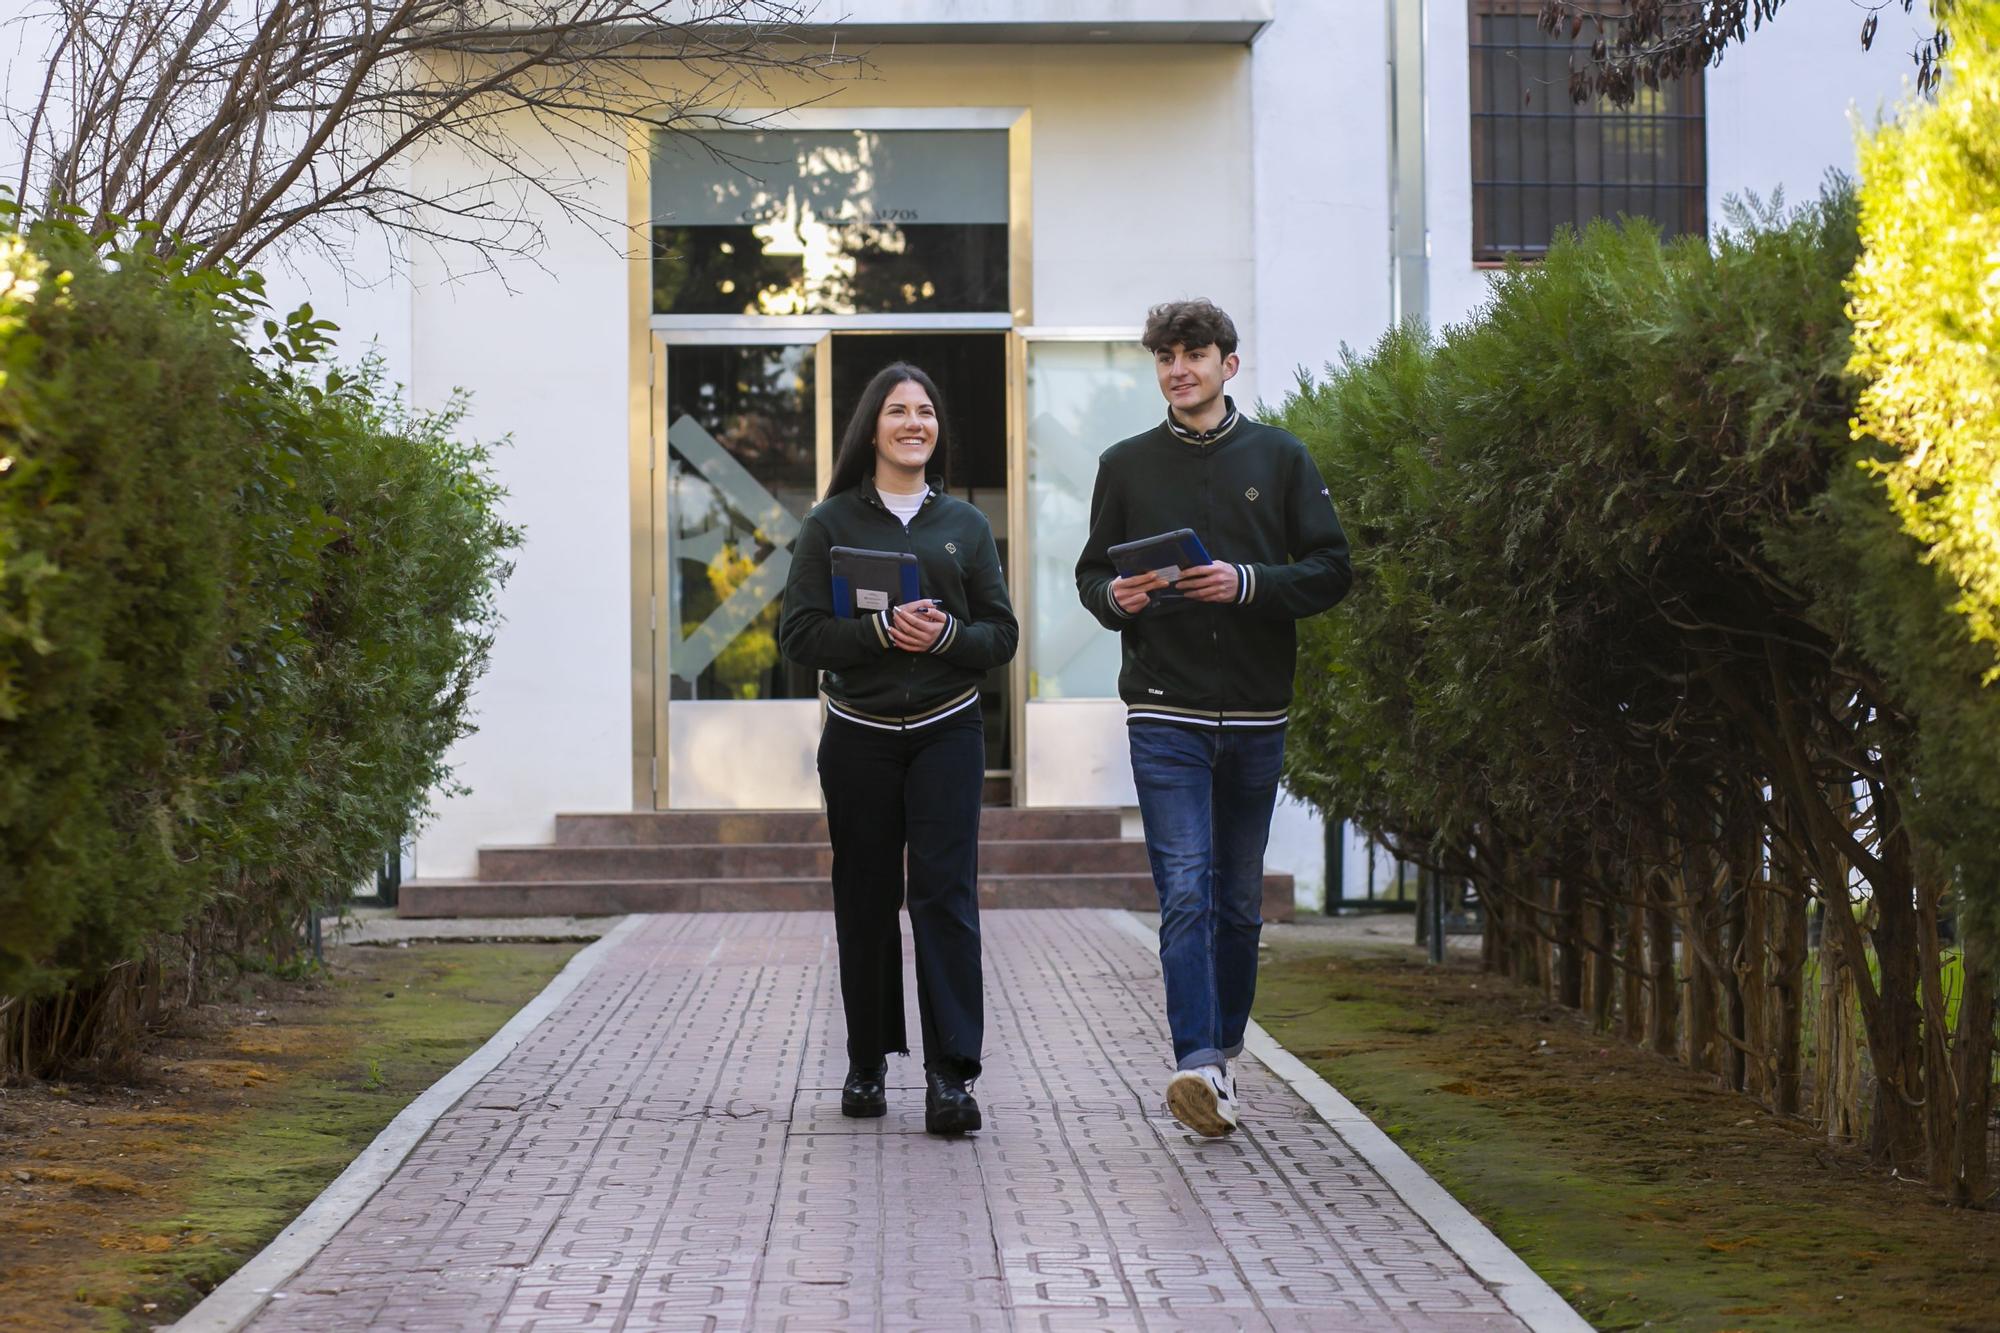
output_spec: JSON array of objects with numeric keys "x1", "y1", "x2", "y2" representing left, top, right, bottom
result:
[
  {"x1": 1178, "y1": 562, "x2": 1240, "y2": 603},
  {"x1": 1110, "y1": 571, "x2": 1166, "y2": 615},
  {"x1": 889, "y1": 600, "x2": 948, "y2": 651}
]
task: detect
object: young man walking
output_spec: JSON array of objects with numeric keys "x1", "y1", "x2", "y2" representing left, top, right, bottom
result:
[{"x1": 1076, "y1": 299, "x2": 1351, "y2": 1137}]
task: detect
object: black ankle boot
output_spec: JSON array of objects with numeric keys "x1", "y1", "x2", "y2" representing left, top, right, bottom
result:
[
  {"x1": 841, "y1": 1063, "x2": 888, "y2": 1118},
  {"x1": 924, "y1": 1070, "x2": 981, "y2": 1136}
]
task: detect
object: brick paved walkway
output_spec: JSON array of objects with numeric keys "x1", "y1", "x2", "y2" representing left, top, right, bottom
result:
[{"x1": 238, "y1": 911, "x2": 1542, "y2": 1332}]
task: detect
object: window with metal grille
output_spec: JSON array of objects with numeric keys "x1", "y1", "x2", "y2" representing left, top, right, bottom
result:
[{"x1": 1469, "y1": 1, "x2": 1706, "y2": 262}]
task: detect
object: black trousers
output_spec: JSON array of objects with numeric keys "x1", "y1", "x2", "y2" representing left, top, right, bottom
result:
[{"x1": 817, "y1": 708, "x2": 985, "y2": 1079}]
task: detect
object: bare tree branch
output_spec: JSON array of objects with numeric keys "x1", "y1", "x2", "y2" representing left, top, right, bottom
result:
[
  {"x1": 1535, "y1": 1, "x2": 1956, "y2": 105},
  {"x1": 7, "y1": 0, "x2": 859, "y2": 271}
]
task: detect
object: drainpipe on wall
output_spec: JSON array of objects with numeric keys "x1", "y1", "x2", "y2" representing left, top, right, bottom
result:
[{"x1": 1388, "y1": 0, "x2": 1429, "y2": 328}]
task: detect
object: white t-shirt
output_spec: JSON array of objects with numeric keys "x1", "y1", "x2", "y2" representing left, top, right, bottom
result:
[{"x1": 880, "y1": 483, "x2": 927, "y2": 527}]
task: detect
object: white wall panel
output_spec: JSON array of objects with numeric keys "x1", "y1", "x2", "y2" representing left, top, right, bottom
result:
[
  {"x1": 1250, "y1": 0, "x2": 1393, "y2": 396},
  {"x1": 408, "y1": 118, "x2": 635, "y2": 877}
]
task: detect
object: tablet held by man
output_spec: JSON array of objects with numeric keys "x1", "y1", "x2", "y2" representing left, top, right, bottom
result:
[
  {"x1": 1107, "y1": 528, "x2": 1212, "y2": 601},
  {"x1": 1075, "y1": 299, "x2": 1352, "y2": 1138}
]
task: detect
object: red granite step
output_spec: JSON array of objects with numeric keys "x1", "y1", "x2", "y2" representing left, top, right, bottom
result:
[
  {"x1": 475, "y1": 837, "x2": 1154, "y2": 882},
  {"x1": 552, "y1": 807, "x2": 1122, "y2": 846},
  {"x1": 398, "y1": 873, "x2": 1295, "y2": 921}
]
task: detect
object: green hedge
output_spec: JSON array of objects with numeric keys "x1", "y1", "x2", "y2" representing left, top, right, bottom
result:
[
  {"x1": 0, "y1": 223, "x2": 518, "y2": 1066},
  {"x1": 1271, "y1": 182, "x2": 2000, "y2": 1191},
  {"x1": 0, "y1": 227, "x2": 255, "y2": 1002},
  {"x1": 213, "y1": 345, "x2": 519, "y2": 950}
]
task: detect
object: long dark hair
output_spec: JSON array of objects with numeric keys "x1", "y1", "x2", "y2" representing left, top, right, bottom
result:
[{"x1": 824, "y1": 361, "x2": 948, "y2": 499}]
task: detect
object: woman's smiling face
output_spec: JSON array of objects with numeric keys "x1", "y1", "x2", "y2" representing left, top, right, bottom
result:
[{"x1": 875, "y1": 378, "x2": 938, "y2": 475}]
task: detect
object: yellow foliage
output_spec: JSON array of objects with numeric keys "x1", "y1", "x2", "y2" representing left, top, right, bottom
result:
[
  {"x1": 701, "y1": 541, "x2": 780, "y2": 699},
  {"x1": 1849, "y1": 1, "x2": 2000, "y2": 680}
]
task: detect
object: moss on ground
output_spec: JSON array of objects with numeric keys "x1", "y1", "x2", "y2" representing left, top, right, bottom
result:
[
  {"x1": 0, "y1": 940, "x2": 579, "y2": 1331},
  {"x1": 1254, "y1": 931, "x2": 2000, "y2": 1332}
]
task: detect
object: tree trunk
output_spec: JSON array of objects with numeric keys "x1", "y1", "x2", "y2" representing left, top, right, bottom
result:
[
  {"x1": 1511, "y1": 876, "x2": 1542, "y2": 990},
  {"x1": 1727, "y1": 802, "x2": 1766, "y2": 1098},
  {"x1": 1622, "y1": 891, "x2": 1646, "y2": 1044},
  {"x1": 1557, "y1": 877, "x2": 1585, "y2": 1011},
  {"x1": 1724, "y1": 861, "x2": 1750, "y2": 1093},
  {"x1": 1532, "y1": 877, "x2": 1553, "y2": 998},
  {"x1": 1589, "y1": 897, "x2": 1616, "y2": 1030},
  {"x1": 1773, "y1": 883, "x2": 1809, "y2": 1116},
  {"x1": 1866, "y1": 812, "x2": 1931, "y2": 1175},
  {"x1": 1817, "y1": 903, "x2": 1866, "y2": 1144},
  {"x1": 1648, "y1": 865, "x2": 1680, "y2": 1059},
  {"x1": 1949, "y1": 928, "x2": 1995, "y2": 1207},
  {"x1": 1915, "y1": 861, "x2": 1956, "y2": 1189},
  {"x1": 1682, "y1": 844, "x2": 1721, "y2": 1078},
  {"x1": 1481, "y1": 888, "x2": 1503, "y2": 973}
]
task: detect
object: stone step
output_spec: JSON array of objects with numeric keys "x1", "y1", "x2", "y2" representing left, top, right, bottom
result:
[
  {"x1": 477, "y1": 837, "x2": 1154, "y2": 882},
  {"x1": 553, "y1": 807, "x2": 1122, "y2": 847},
  {"x1": 399, "y1": 873, "x2": 1296, "y2": 921}
]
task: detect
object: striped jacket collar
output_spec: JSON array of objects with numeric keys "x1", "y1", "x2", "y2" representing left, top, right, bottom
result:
[{"x1": 1165, "y1": 395, "x2": 1241, "y2": 446}]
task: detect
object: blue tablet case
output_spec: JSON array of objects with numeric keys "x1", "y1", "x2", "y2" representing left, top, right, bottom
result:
[
  {"x1": 1107, "y1": 528, "x2": 1212, "y2": 599},
  {"x1": 829, "y1": 546, "x2": 922, "y2": 618}
]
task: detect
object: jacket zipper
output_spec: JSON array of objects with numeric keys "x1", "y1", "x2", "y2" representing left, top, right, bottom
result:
[
  {"x1": 870, "y1": 489, "x2": 926, "y2": 714},
  {"x1": 1204, "y1": 445, "x2": 1220, "y2": 714}
]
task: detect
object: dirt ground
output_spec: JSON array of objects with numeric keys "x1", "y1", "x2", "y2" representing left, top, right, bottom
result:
[
  {"x1": 0, "y1": 940, "x2": 578, "y2": 1332},
  {"x1": 1256, "y1": 913, "x2": 2000, "y2": 1332}
]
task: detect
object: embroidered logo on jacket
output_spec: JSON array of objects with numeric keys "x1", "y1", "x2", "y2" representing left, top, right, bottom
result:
[
  {"x1": 945, "y1": 541, "x2": 958, "y2": 554},
  {"x1": 1244, "y1": 487, "x2": 1260, "y2": 502}
]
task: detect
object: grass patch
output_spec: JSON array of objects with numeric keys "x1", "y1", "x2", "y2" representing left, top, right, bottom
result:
[
  {"x1": 1254, "y1": 931, "x2": 2000, "y2": 1332},
  {"x1": 0, "y1": 939, "x2": 579, "y2": 1331}
]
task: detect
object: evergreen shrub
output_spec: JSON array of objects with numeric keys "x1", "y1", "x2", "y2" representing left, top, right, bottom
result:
[
  {"x1": 0, "y1": 222, "x2": 518, "y2": 1071},
  {"x1": 0, "y1": 226, "x2": 255, "y2": 1003},
  {"x1": 1273, "y1": 182, "x2": 2000, "y2": 1194}
]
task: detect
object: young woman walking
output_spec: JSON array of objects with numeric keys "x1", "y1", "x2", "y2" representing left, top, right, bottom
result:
[{"x1": 777, "y1": 362, "x2": 1017, "y2": 1136}]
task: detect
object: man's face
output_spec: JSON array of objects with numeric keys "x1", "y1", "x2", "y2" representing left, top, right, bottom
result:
[{"x1": 1154, "y1": 341, "x2": 1239, "y2": 415}]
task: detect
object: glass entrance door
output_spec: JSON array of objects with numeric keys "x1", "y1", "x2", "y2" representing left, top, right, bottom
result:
[
  {"x1": 656, "y1": 336, "x2": 826, "y2": 808},
  {"x1": 1018, "y1": 334, "x2": 1159, "y2": 808},
  {"x1": 641, "y1": 118, "x2": 1024, "y2": 810},
  {"x1": 650, "y1": 330, "x2": 1016, "y2": 809}
]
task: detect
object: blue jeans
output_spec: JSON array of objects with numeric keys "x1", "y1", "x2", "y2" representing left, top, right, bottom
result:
[{"x1": 1127, "y1": 721, "x2": 1287, "y2": 1072}]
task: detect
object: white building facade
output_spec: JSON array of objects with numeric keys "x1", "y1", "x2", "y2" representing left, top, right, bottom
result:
[{"x1": 285, "y1": 2, "x2": 1909, "y2": 901}]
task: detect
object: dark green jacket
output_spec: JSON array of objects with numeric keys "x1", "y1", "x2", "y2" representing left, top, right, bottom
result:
[
  {"x1": 1075, "y1": 407, "x2": 1351, "y2": 727},
  {"x1": 779, "y1": 480, "x2": 1018, "y2": 726}
]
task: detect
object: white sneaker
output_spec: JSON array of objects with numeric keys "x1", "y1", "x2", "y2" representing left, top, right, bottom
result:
[{"x1": 1167, "y1": 1065, "x2": 1238, "y2": 1137}]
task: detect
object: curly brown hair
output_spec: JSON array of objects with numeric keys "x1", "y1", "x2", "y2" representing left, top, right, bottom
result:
[{"x1": 1140, "y1": 299, "x2": 1239, "y2": 357}]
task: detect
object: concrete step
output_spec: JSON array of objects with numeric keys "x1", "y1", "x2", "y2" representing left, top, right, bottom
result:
[
  {"x1": 477, "y1": 837, "x2": 1154, "y2": 882},
  {"x1": 399, "y1": 873, "x2": 1296, "y2": 921},
  {"x1": 553, "y1": 807, "x2": 1122, "y2": 847}
]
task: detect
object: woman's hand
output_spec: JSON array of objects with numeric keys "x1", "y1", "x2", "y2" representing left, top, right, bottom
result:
[{"x1": 889, "y1": 600, "x2": 948, "y2": 652}]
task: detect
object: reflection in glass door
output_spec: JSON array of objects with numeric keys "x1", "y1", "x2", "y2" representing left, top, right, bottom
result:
[
  {"x1": 664, "y1": 343, "x2": 818, "y2": 701},
  {"x1": 657, "y1": 339, "x2": 826, "y2": 808}
]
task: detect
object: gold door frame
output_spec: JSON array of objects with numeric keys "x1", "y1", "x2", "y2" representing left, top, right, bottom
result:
[{"x1": 629, "y1": 109, "x2": 1033, "y2": 810}]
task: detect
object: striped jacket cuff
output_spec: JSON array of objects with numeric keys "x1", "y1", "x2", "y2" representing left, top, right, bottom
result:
[
  {"x1": 1108, "y1": 583, "x2": 1135, "y2": 619},
  {"x1": 926, "y1": 612, "x2": 959, "y2": 655},
  {"x1": 1235, "y1": 563, "x2": 1257, "y2": 604},
  {"x1": 872, "y1": 609, "x2": 893, "y2": 648}
]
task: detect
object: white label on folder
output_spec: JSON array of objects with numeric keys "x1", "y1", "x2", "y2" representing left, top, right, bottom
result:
[
  {"x1": 1152, "y1": 565, "x2": 1183, "y2": 583},
  {"x1": 856, "y1": 588, "x2": 889, "y2": 611}
]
